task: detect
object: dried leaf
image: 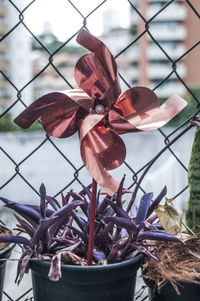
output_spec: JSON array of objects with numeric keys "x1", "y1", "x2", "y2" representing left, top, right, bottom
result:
[
  {"x1": 156, "y1": 198, "x2": 183, "y2": 235},
  {"x1": 48, "y1": 253, "x2": 62, "y2": 281}
]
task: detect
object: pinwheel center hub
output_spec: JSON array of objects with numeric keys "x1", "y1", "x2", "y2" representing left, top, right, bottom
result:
[{"x1": 95, "y1": 104, "x2": 105, "y2": 114}]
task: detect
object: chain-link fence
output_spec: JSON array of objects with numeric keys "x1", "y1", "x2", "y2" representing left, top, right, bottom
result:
[{"x1": 0, "y1": 0, "x2": 200, "y2": 300}]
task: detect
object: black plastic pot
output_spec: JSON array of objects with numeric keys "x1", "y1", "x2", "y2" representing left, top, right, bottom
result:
[
  {"x1": 0, "y1": 230, "x2": 14, "y2": 300},
  {"x1": 31, "y1": 254, "x2": 143, "y2": 301},
  {"x1": 144, "y1": 277, "x2": 200, "y2": 301}
]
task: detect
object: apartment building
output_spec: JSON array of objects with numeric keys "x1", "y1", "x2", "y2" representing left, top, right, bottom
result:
[
  {"x1": 0, "y1": 0, "x2": 10, "y2": 113},
  {"x1": 130, "y1": 0, "x2": 200, "y2": 98},
  {"x1": 0, "y1": 0, "x2": 32, "y2": 116}
]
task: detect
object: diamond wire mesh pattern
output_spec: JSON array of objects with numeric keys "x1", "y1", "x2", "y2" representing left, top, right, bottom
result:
[{"x1": 0, "y1": 0, "x2": 200, "y2": 300}]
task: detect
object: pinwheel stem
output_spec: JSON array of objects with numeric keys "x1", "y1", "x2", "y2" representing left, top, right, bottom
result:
[{"x1": 87, "y1": 178, "x2": 97, "y2": 265}]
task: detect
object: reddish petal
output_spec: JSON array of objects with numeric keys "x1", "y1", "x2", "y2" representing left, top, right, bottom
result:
[
  {"x1": 80, "y1": 125, "x2": 126, "y2": 195},
  {"x1": 75, "y1": 29, "x2": 121, "y2": 108},
  {"x1": 14, "y1": 91, "x2": 91, "y2": 138},
  {"x1": 132, "y1": 95, "x2": 187, "y2": 131},
  {"x1": 109, "y1": 87, "x2": 187, "y2": 132},
  {"x1": 67, "y1": 89, "x2": 93, "y2": 112},
  {"x1": 109, "y1": 109, "x2": 139, "y2": 134},
  {"x1": 115, "y1": 87, "x2": 159, "y2": 117},
  {"x1": 79, "y1": 114, "x2": 106, "y2": 142}
]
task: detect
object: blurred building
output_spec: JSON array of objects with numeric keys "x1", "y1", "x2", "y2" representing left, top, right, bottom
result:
[
  {"x1": 0, "y1": 0, "x2": 32, "y2": 116},
  {"x1": 32, "y1": 51, "x2": 78, "y2": 99},
  {"x1": 130, "y1": 0, "x2": 200, "y2": 98}
]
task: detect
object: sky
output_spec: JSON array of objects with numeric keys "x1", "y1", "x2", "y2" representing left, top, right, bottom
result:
[{"x1": 21, "y1": 0, "x2": 131, "y2": 41}]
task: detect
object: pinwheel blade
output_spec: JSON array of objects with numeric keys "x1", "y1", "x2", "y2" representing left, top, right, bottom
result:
[
  {"x1": 80, "y1": 125, "x2": 126, "y2": 195},
  {"x1": 14, "y1": 90, "x2": 91, "y2": 138},
  {"x1": 109, "y1": 87, "x2": 187, "y2": 133},
  {"x1": 75, "y1": 29, "x2": 121, "y2": 108}
]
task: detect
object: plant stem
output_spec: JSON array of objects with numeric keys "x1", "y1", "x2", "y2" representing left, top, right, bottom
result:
[
  {"x1": 127, "y1": 122, "x2": 194, "y2": 213},
  {"x1": 87, "y1": 178, "x2": 97, "y2": 265},
  {"x1": 182, "y1": 220, "x2": 196, "y2": 236}
]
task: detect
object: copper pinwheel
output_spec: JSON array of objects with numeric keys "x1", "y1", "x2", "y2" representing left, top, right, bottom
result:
[{"x1": 14, "y1": 29, "x2": 187, "y2": 195}]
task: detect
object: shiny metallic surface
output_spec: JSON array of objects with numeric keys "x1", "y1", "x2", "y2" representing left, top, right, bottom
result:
[
  {"x1": 14, "y1": 29, "x2": 187, "y2": 195},
  {"x1": 109, "y1": 88, "x2": 187, "y2": 133}
]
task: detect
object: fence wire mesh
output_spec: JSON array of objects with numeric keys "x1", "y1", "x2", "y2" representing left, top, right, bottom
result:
[{"x1": 0, "y1": 0, "x2": 200, "y2": 300}]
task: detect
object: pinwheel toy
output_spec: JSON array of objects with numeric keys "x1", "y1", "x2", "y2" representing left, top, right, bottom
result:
[
  {"x1": 14, "y1": 28, "x2": 187, "y2": 196},
  {"x1": 14, "y1": 28, "x2": 187, "y2": 265}
]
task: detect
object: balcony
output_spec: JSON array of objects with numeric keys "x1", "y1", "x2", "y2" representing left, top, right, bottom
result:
[
  {"x1": 151, "y1": 82, "x2": 186, "y2": 98},
  {"x1": 0, "y1": 43, "x2": 9, "y2": 53},
  {"x1": 0, "y1": 61, "x2": 9, "y2": 71},
  {"x1": 148, "y1": 25, "x2": 187, "y2": 41},
  {"x1": 147, "y1": 45, "x2": 186, "y2": 60},
  {"x1": 0, "y1": 7, "x2": 7, "y2": 17},
  {"x1": 148, "y1": 0, "x2": 184, "y2": 3},
  {"x1": 123, "y1": 67, "x2": 139, "y2": 81},
  {"x1": 147, "y1": 63, "x2": 186, "y2": 79},
  {"x1": 126, "y1": 47, "x2": 139, "y2": 61},
  {"x1": 0, "y1": 79, "x2": 9, "y2": 89},
  {"x1": 147, "y1": 4, "x2": 187, "y2": 21},
  {"x1": 0, "y1": 26, "x2": 8, "y2": 35},
  {"x1": 148, "y1": 0, "x2": 184, "y2": 1}
]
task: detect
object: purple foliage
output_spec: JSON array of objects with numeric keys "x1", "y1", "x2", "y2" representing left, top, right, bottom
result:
[{"x1": 0, "y1": 182, "x2": 182, "y2": 282}]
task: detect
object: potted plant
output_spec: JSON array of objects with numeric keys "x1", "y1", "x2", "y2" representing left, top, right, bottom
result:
[
  {"x1": 142, "y1": 119, "x2": 200, "y2": 301},
  {"x1": 0, "y1": 222, "x2": 14, "y2": 300},
  {"x1": 0, "y1": 28, "x2": 191, "y2": 301},
  {"x1": 0, "y1": 181, "x2": 183, "y2": 301}
]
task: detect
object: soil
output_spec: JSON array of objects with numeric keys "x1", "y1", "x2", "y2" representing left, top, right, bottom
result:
[
  {"x1": 0, "y1": 225, "x2": 12, "y2": 251},
  {"x1": 142, "y1": 234, "x2": 200, "y2": 293}
]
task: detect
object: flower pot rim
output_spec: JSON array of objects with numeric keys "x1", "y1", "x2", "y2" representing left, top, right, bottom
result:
[{"x1": 31, "y1": 253, "x2": 143, "y2": 272}]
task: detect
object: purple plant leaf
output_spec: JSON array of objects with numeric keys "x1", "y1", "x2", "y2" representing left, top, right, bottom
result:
[
  {"x1": 15, "y1": 249, "x2": 33, "y2": 284},
  {"x1": 107, "y1": 199, "x2": 130, "y2": 219},
  {"x1": 136, "y1": 193, "x2": 153, "y2": 225},
  {"x1": 129, "y1": 204, "x2": 138, "y2": 219},
  {"x1": 95, "y1": 222, "x2": 114, "y2": 245},
  {"x1": 138, "y1": 230, "x2": 184, "y2": 244},
  {"x1": 71, "y1": 210, "x2": 87, "y2": 231},
  {"x1": 152, "y1": 223, "x2": 163, "y2": 230},
  {"x1": 51, "y1": 200, "x2": 83, "y2": 219},
  {"x1": 47, "y1": 201, "x2": 84, "y2": 248},
  {"x1": 69, "y1": 193, "x2": 88, "y2": 216},
  {"x1": 40, "y1": 183, "x2": 46, "y2": 218},
  {"x1": 116, "y1": 175, "x2": 125, "y2": 208},
  {"x1": 0, "y1": 235, "x2": 30, "y2": 246},
  {"x1": 146, "y1": 213, "x2": 158, "y2": 224},
  {"x1": 61, "y1": 193, "x2": 67, "y2": 206},
  {"x1": 67, "y1": 225, "x2": 87, "y2": 242},
  {"x1": 26, "y1": 205, "x2": 54, "y2": 217},
  {"x1": 104, "y1": 216, "x2": 138, "y2": 235},
  {"x1": 69, "y1": 191, "x2": 84, "y2": 201},
  {"x1": 48, "y1": 253, "x2": 62, "y2": 281},
  {"x1": 0, "y1": 197, "x2": 41, "y2": 227},
  {"x1": 120, "y1": 228, "x2": 129, "y2": 238},
  {"x1": 93, "y1": 250, "x2": 106, "y2": 263},
  {"x1": 96, "y1": 189, "x2": 101, "y2": 209},
  {"x1": 79, "y1": 183, "x2": 92, "y2": 199},
  {"x1": 130, "y1": 242, "x2": 161, "y2": 263},
  {"x1": 46, "y1": 195, "x2": 60, "y2": 211},
  {"x1": 138, "y1": 221, "x2": 159, "y2": 232},
  {"x1": 107, "y1": 243, "x2": 121, "y2": 262},
  {"x1": 31, "y1": 216, "x2": 59, "y2": 248},
  {"x1": 53, "y1": 237, "x2": 78, "y2": 246},
  {"x1": 14, "y1": 213, "x2": 35, "y2": 238},
  {"x1": 96, "y1": 195, "x2": 110, "y2": 214},
  {"x1": 65, "y1": 191, "x2": 73, "y2": 205},
  {"x1": 147, "y1": 186, "x2": 167, "y2": 217}
]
